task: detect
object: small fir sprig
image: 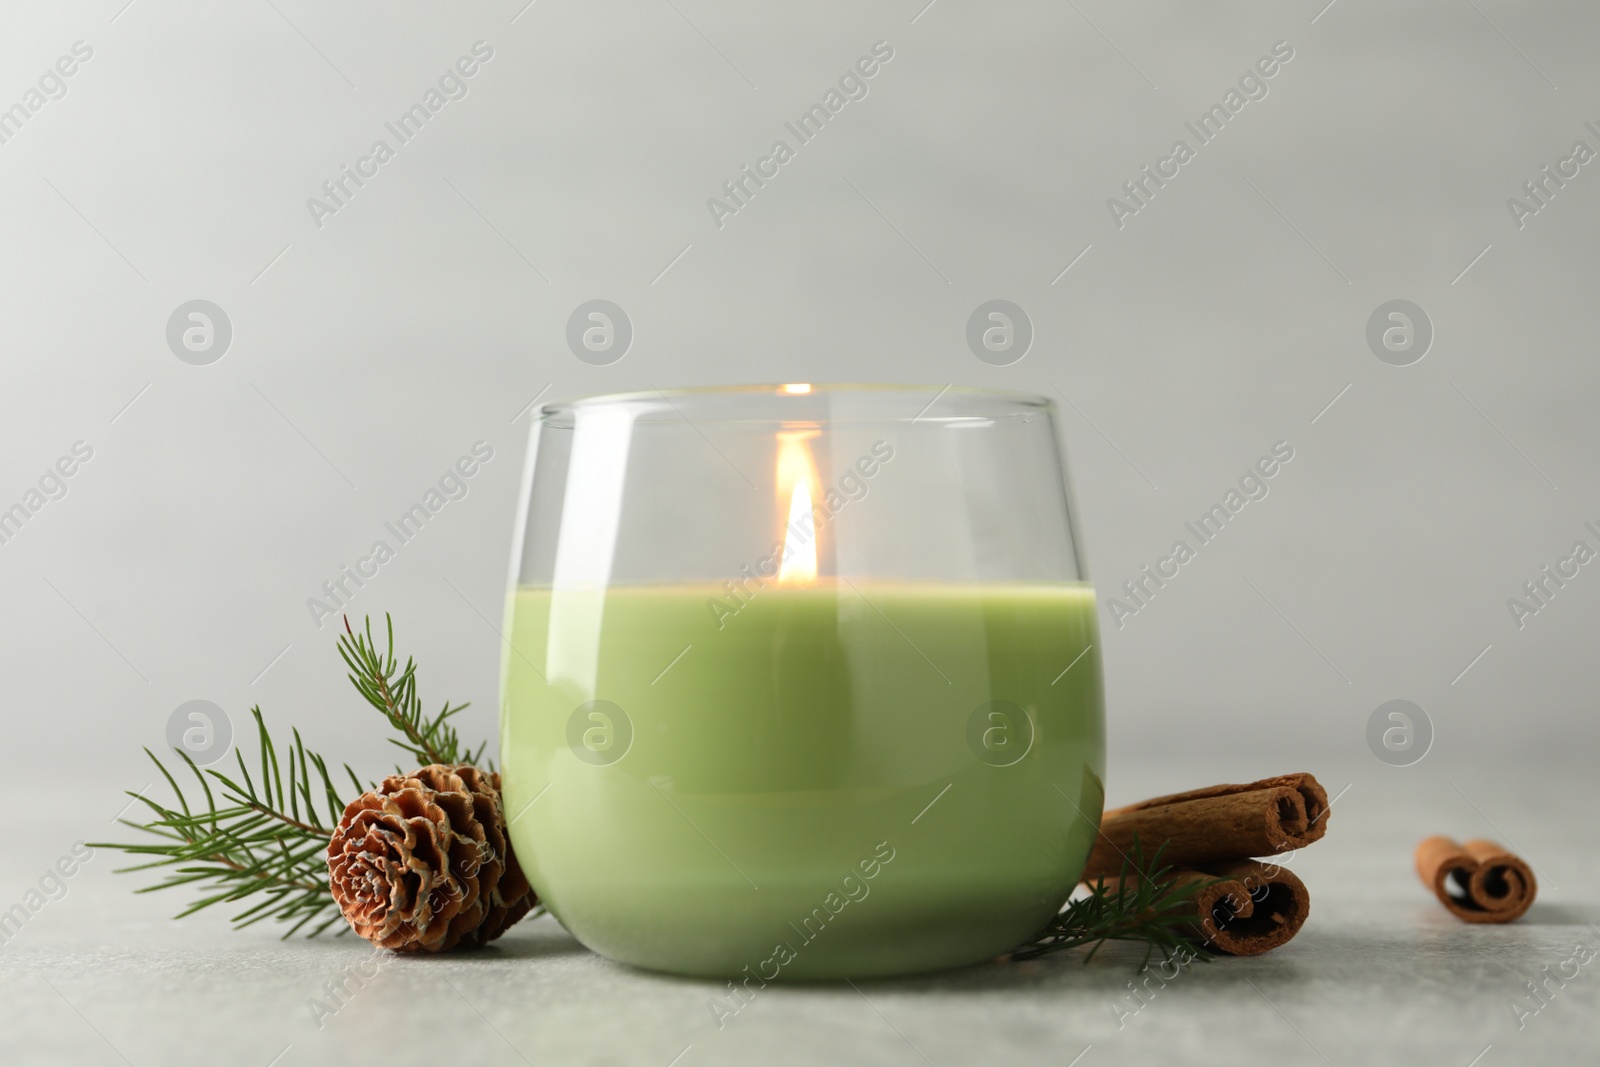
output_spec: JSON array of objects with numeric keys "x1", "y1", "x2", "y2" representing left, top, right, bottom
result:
[
  {"x1": 93, "y1": 615, "x2": 485, "y2": 937},
  {"x1": 90, "y1": 709, "x2": 355, "y2": 937},
  {"x1": 337, "y1": 614, "x2": 485, "y2": 769},
  {"x1": 1011, "y1": 842, "x2": 1217, "y2": 967}
]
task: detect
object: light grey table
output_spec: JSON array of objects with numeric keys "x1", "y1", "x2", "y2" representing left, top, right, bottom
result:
[{"x1": 4, "y1": 754, "x2": 1595, "y2": 1066}]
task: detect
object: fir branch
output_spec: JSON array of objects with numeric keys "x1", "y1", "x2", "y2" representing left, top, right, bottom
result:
[
  {"x1": 338, "y1": 614, "x2": 485, "y2": 770},
  {"x1": 89, "y1": 707, "x2": 355, "y2": 938},
  {"x1": 96, "y1": 618, "x2": 506, "y2": 940},
  {"x1": 1011, "y1": 842, "x2": 1218, "y2": 967}
]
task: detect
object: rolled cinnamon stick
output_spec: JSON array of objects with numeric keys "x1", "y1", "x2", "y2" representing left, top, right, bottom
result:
[
  {"x1": 1414, "y1": 836, "x2": 1536, "y2": 923},
  {"x1": 1184, "y1": 860, "x2": 1311, "y2": 956},
  {"x1": 1107, "y1": 860, "x2": 1311, "y2": 957},
  {"x1": 1083, "y1": 773, "x2": 1329, "y2": 880}
]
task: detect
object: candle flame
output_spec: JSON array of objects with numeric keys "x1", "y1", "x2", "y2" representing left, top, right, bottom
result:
[{"x1": 775, "y1": 429, "x2": 820, "y2": 586}]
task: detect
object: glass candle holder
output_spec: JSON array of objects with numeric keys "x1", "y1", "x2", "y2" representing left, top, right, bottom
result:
[{"x1": 501, "y1": 384, "x2": 1103, "y2": 980}]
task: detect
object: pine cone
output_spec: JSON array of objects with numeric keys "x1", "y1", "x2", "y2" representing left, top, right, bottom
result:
[{"x1": 327, "y1": 764, "x2": 536, "y2": 952}]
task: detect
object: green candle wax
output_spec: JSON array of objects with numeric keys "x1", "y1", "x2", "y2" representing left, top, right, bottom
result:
[{"x1": 500, "y1": 581, "x2": 1104, "y2": 980}]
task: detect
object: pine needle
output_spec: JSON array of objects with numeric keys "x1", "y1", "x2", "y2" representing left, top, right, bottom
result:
[
  {"x1": 92, "y1": 616, "x2": 491, "y2": 937},
  {"x1": 337, "y1": 614, "x2": 485, "y2": 771},
  {"x1": 87, "y1": 709, "x2": 352, "y2": 937},
  {"x1": 1011, "y1": 841, "x2": 1218, "y2": 968}
]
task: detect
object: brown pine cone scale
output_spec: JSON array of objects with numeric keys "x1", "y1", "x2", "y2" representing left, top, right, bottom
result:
[{"x1": 327, "y1": 764, "x2": 536, "y2": 952}]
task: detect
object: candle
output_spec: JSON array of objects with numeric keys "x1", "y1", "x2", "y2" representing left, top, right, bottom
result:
[{"x1": 500, "y1": 385, "x2": 1104, "y2": 979}]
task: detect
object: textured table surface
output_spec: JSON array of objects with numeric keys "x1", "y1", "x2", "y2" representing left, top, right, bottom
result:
[{"x1": 4, "y1": 754, "x2": 1596, "y2": 1067}]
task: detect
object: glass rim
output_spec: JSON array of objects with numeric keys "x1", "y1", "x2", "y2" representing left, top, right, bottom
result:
[{"x1": 540, "y1": 383, "x2": 1054, "y2": 422}]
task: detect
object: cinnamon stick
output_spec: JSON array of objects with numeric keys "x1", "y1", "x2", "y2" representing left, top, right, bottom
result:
[
  {"x1": 1082, "y1": 773, "x2": 1329, "y2": 880},
  {"x1": 1182, "y1": 860, "x2": 1311, "y2": 956},
  {"x1": 1108, "y1": 860, "x2": 1311, "y2": 956},
  {"x1": 1414, "y1": 836, "x2": 1536, "y2": 923}
]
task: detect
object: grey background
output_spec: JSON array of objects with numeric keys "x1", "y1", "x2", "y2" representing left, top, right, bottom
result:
[{"x1": 3, "y1": 1, "x2": 1597, "y2": 1064}]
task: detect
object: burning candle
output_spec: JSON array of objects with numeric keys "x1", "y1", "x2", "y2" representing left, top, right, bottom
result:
[{"x1": 501, "y1": 385, "x2": 1104, "y2": 979}]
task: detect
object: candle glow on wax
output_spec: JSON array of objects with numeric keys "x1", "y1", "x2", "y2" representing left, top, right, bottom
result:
[{"x1": 775, "y1": 429, "x2": 820, "y2": 585}]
